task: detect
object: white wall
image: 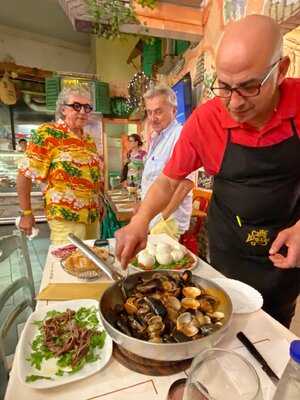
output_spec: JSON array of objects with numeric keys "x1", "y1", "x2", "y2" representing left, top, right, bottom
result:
[
  {"x1": 0, "y1": 24, "x2": 94, "y2": 74},
  {"x1": 95, "y1": 35, "x2": 140, "y2": 96}
]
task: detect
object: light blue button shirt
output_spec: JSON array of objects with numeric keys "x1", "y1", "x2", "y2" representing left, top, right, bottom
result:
[{"x1": 141, "y1": 119, "x2": 194, "y2": 232}]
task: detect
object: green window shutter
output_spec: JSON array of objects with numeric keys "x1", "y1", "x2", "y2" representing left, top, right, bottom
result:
[
  {"x1": 175, "y1": 40, "x2": 190, "y2": 56},
  {"x1": 142, "y1": 38, "x2": 162, "y2": 77},
  {"x1": 95, "y1": 81, "x2": 110, "y2": 114},
  {"x1": 45, "y1": 76, "x2": 61, "y2": 110}
]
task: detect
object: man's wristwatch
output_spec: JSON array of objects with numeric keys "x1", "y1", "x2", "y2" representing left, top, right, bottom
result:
[{"x1": 19, "y1": 209, "x2": 32, "y2": 217}]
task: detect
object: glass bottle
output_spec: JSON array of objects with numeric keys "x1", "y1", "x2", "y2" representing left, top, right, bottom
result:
[
  {"x1": 128, "y1": 175, "x2": 135, "y2": 187},
  {"x1": 272, "y1": 340, "x2": 300, "y2": 400}
]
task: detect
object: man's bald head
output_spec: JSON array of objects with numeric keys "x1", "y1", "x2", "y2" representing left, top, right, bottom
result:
[
  {"x1": 217, "y1": 15, "x2": 282, "y2": 73},
  {"x1": 213, "y1": 15, "x2": 290, "y2": 128}
]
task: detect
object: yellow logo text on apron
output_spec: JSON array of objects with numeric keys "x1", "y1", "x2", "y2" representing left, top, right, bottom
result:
[{"x1": 246, "y1": 229, "x2": 270, "y2": 246}]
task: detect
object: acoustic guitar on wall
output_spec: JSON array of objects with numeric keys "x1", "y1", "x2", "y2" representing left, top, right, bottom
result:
[{"x1": 0, "y1": 71, "x2": 17, "y2": 105}]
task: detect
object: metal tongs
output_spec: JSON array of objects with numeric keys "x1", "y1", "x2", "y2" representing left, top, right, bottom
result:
[{"x1": 68, "y1": 233, "x2": 127, "y2": 295}]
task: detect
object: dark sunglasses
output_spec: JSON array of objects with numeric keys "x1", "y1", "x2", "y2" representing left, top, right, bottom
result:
[{"x1": 64, "y1": 102, "x2": 93, "y2": 113}]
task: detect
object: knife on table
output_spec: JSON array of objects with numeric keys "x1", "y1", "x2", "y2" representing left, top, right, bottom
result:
[{"x1": 237, "y1": 331, "x2": 280, "y2": 385}]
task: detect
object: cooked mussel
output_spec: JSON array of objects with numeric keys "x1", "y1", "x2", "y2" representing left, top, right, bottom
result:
[
  {"x1": 111, "y1": 270, "x2": 226, "y2": 344},
  {"x1": 144, "y1": 296, "x2": 167, "y2": 319},
  {"x1": 135, "y1": 278, "x2": 163, "y2": 294}
]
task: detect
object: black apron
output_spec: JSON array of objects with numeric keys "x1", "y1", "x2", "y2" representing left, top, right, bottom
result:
[{"x1": 208, "y1": 119, "x2": 300, "y2": 327}]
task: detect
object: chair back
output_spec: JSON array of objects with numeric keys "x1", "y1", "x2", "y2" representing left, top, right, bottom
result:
[
  {"x1": 192, "y1": 188, "x2": 212, "y2": 216},
  {"x1": 0, "y1": 231, "x2": 35, "y2": 379}
]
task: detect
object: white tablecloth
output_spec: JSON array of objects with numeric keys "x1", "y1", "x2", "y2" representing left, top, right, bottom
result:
[{"x1": 5, "y1": 235, "x2": 298, "y2": 400}]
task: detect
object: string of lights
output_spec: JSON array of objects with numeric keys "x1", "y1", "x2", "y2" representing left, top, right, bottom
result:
[{"x1": 127, "y1": 71, "x2": 154, "y2": 110}]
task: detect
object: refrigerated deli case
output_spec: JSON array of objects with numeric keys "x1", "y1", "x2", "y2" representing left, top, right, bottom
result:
[{"x1": 0, "y1": 151, "x2": 45, "y2": 224}]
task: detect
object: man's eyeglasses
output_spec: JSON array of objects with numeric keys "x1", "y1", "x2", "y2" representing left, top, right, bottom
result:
[
  {"x1": 64, "y1": 102, "x2": 93, "y2": 113},
  {"x1": 210, "y1": 59, "x2": 282, "y2": 99}
]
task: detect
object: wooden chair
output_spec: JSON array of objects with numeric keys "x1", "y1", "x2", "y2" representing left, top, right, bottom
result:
[
  {"x1": 0, "y1": 231, "x2": 35, "y2": 384},
  {"x1": 181, "y1": 188, "x2": 213, "y2": 258},
  {"x1": 192, "y1": 188, "x2": 212, "y2": 218}
]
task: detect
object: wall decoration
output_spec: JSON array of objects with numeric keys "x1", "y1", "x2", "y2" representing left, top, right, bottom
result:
[
  {"x1": 165, "y1": 0, "x2": 299, "y2": 106},
  {"x1": 168, "y1": 57, "x2": 186, "y2": 77},
  {"x1": 127, "y1": 71, "x2": 153, "y2": 111},
  {"x1": 193, "y1": 55, "x2": 205, "y2": 86},
  {"x1": 284, "y1": 27, "x2": 300, "y2": 77},
  {"x1": 202, "y1": 71, "x2": 215, "y2": 101},
  {"x1": 111, "y1": 96, "x2": 134, "y2": 117},
  {"x1": 264, "y1": 0, "x2": 300, "y2": 24},
  {"x1": 223, "y1": 0, "x2": 247, "y2": 24},
  {"x1": 0, "y1": 72, "x2": 17, "y2": 105}
]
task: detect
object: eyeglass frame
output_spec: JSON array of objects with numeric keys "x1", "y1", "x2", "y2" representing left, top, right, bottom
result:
[
  {"x1": 210, "y1": 58, "x2": 282, "y2": 99},
  {"x1": 64, "y1": 102, "x2": 93, "y2": 113}
]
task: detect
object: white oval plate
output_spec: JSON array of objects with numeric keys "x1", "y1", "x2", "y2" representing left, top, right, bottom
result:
[
  {"x1": 211, "y1": 278, "x2": 263, "y2": 314},
  {"x1": 17, "y1": 299, "x2": 112, "y2": 389}
]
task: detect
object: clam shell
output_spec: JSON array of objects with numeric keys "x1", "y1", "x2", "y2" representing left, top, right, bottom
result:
[
  {"x1": 182, "y1": 286, "x2": 201, "y2": 298},
  {"x1": 164, "y1": 295, "x2": 181, "y2": 311},
  {"x1": 124, "y1": 298, "x2": 137, "y2": 315},
  {"x1": 181, "y1": 297, "x2": 200, "y2": 310},
  {"x1": 212, "y1": 311, "x2": 225, "y2": 320},
  {"x1": 180, "y1": 323, "x2": 199, "y2": 337},
  {"x1": 176, "y1": 312, "x2": 193, "y2": 330}
]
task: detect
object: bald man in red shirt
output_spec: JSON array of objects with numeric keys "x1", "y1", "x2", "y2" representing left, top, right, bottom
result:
[{"x1": 116, "y1": 15, "x2": 300, "y2": 327}]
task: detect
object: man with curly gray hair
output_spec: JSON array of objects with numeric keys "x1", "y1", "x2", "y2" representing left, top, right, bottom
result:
[{"x1": 17, "y1": 85, "x2": 103, "y2": 244}]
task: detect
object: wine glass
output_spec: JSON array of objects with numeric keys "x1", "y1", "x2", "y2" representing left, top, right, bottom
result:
[{"x1": 183, "y1": 348, "x2": 263, "y2": 400}]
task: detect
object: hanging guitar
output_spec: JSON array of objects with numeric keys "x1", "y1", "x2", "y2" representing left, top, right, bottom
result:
[{"x1": 0, "y1": 71, "x2": 17, "y2": 105}]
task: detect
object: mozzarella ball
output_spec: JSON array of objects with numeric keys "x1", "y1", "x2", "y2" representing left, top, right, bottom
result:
[
  {"x1": 171, "y1": 249, "x2": 185, "y2": 262},
  {"x1": 156, "y1": 251, "x2": 173, "y2": 265},
  {"x1": 137, "y1": 251, "x2": 155, "y2": 267},
  {"x1": 147, "y1": 243, "x2": 157, "y2": 256},
  {"x1": 156, "y1": 243, "x2": 172, "y2": 255},
  {"x1": 173, "y1": 243, "x2": 187, "y2": 254}
]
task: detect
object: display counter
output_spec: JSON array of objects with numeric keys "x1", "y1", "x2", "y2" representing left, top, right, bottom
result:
[{"x1": 0, "y1": 151, "x2": 45, "y2": 224}]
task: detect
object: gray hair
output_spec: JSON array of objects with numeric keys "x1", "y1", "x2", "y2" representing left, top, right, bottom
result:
[
  {"x1": 143, "y1": 83, "x2": 177, "y2": 108},
  {"x1": 55, "y1": 86, "x2": 91, "y2": 121}
]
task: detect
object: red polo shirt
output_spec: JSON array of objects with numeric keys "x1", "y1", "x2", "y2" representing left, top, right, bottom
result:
[{"x1": 164, "y1": 78, "x2": 300, "y2": 178}]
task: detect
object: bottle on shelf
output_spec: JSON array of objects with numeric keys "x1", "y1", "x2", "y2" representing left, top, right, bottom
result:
[
  {"x1": 272, "y1": 340, "x2": 300, "y2": 400},
  {"x1": 127, "y1": 175, "x2": 137, "y2": 198},
  {"x1": 128, "y1": 175, "x2": 136, "y2": 188}
]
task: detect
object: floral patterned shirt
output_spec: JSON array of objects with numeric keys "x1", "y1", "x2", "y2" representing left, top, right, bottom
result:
[
  {"x1": 127, "y1": 148, "x2": 147, "y2": 187},
  {"x1": 18, "y1": 121, "x2": 103, "y2": 224}
]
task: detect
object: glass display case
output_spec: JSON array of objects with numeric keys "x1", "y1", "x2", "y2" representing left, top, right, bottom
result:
[{"x1": 0, "y1": 150, "x2": 45, "y2": 224}]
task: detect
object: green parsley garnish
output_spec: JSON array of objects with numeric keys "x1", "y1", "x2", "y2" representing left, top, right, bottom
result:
[
  {"x1": 26, "y1": 306, "x2": 106, "y2": 382},
  {"x1": 26, "y1": 375, "x2": 53, "y2": 382}
]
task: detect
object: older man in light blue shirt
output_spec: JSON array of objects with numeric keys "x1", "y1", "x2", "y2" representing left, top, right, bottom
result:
[{"x1": 141, "y1": 84, "x2": 194, "y2": 238}]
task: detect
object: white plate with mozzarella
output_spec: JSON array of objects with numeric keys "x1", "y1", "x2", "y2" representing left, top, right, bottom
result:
[{"x1": 129, "y1": 234, "x2": 198, "y2": 272}]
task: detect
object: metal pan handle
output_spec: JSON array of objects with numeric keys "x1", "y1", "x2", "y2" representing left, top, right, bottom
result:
[{"x1": 68, "y1": 233, "x2": 124, "y2": 282}]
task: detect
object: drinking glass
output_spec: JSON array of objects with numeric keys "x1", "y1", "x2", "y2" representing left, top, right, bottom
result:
[{"x1": 183, "y1": 348, "x2": 263, "y2": 400}]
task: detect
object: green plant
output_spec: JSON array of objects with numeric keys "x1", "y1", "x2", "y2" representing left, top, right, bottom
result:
[
  {"x1": 85, "y1": 0, "x2": 157, "y2": 40},
  {"x1": 136, "y1": 0, "x2": 157, "y2": 8},
  {"x1": 85, "y1": 0, "x2": 137, "y2": 39}
]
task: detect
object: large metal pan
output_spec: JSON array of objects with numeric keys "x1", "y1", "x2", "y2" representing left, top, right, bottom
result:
[{"x1": 68, "y1": 234, "x2": 233, "y2": 362}]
